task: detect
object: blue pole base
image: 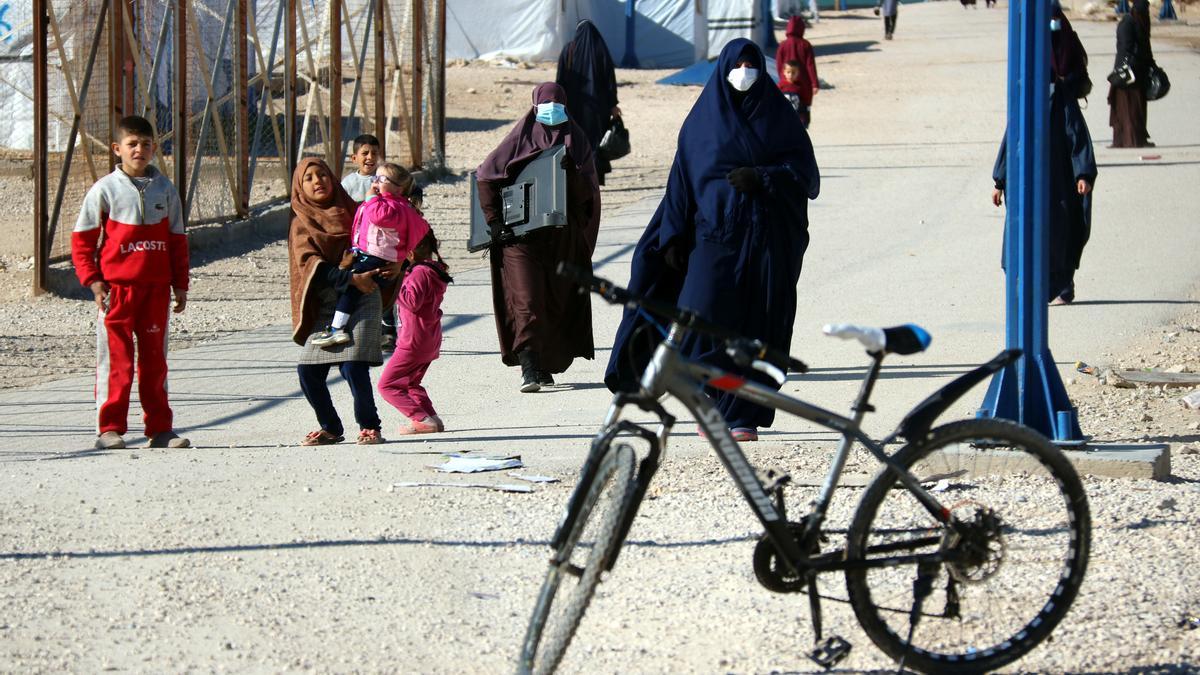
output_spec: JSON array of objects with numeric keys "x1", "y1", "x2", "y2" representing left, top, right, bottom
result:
[
  {"x1": 1159, "y1": 0, "x2": 1177, "y2": 20},
  {"x1": 978, "y1": 351, "x2": 1084, "y2": 443}
]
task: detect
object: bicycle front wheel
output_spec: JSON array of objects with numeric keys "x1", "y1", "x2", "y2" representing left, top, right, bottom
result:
[
  {"x1": 845, "y1": 419, "x2": 1090, "y2": 674},
  {"x1": 518, "y1": 443, "x2": 638, "y2": 675}
]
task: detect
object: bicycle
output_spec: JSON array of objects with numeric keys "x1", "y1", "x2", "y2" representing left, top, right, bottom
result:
[{"x1": 517, "y1": 264, "x2": 1091, "y2": 674}]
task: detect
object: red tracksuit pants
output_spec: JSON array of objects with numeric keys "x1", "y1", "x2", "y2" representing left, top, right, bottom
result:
[{"x1": 95, "y1": 283, "x2": 173, "y2": 436}]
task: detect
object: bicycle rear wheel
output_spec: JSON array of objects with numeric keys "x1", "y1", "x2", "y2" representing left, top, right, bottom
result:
[
  {"x1": 845, "y1": 419, "x2": 1090, "y2": 674},
  {"x1": 518, "y1": 443, "x2": 638, "y2": 675}
]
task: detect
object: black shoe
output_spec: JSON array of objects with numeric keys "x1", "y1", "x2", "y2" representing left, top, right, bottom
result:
[
  {"x1": 537, "y1": 370, "x2": 554, "y2": 386},
  {"x1": 518, "y1": 350, "x2": 541, "y2": 393}
]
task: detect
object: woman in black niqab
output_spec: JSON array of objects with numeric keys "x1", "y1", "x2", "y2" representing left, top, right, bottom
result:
[
  {"x1": 556, "y1": 20, "x2": 621, "y2": 185},
  {"x1": 604, "y1": 39, "x2": 819, "y2": 440},
  {"x1": 1108, "y1": 0, "x2": 1156, "y2": 147}
]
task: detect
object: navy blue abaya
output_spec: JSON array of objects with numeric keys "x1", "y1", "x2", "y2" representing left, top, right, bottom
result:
[
  {"x1": 604, "y1": 39, "x2": 819, "y2": 431},
  {"x1": 993, "y1": 89, "x2": 1097, "y2": 301}
]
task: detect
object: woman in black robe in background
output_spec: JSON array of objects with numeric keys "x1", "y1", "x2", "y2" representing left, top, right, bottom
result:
[
  {"x1": 604, "y1": 39, "x2": 819, "y2": 442},
  {"x1": 992, "y1": 12, "x2": 1097, "y2": 305},
  {"x1": 1108, "y1": 0, "x2": 1156, "y2": 148},
  {"x1": 556, "y1": 20, "x2": 621, "y2": 185}
]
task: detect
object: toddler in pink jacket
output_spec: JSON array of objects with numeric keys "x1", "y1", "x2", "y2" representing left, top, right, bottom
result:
[
  {"x1": 379, "y1": 229, "x2": 453, "y2": 434},
  {"x1": 311, "y1": 162, "x2": 430, "y2": 348}
]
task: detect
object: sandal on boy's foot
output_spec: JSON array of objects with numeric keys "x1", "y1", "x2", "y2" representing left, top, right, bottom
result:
[
  {"x1": 149, "y1": 431, "x2": 191, "y2": 448},
  {"x1": 300, "y1": 429, "x2": 344, "y2": 446},
  {"x1": 357, "y1": 428, "x2": 383, "y2": 445},
  {"x1": 731, "y1": 427, "x2": 759, "y2": 442},
  {"x1": 396, "y1": 417, "x2": 443, "y2": 435},
  {"x1": 95, "y1": 431, "x2": 126, "y2": 450}
]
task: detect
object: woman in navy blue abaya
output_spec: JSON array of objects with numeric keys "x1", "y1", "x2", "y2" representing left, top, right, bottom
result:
[
  {"x1": 603, "y1": 39, "x2": 819, "y2": 441},
  {"x1": 991, "y1": 8, "x2": 1096, "y2": 306}
]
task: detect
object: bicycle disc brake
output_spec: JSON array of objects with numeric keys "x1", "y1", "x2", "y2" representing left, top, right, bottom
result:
[
  {"x1": 944, "y1": 501, "x2": 1006, "y2": 585},
  {"x1": 753, "y1": 518, "x2": 821, "y2": 593}
]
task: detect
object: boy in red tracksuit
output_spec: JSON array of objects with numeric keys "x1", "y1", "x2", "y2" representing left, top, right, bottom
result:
[{"x1": 72, "y1": 115, "x2": 191, "y2": 450}]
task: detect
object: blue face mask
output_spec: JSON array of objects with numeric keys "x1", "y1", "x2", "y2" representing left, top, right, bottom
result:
[{"x1": 535, "y1": 102, "x2": 568, "y2": 126}]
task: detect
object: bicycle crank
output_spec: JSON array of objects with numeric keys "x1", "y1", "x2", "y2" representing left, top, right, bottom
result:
[{"x1": 752, "y1": 518, "x2": 822, "y2": 593}]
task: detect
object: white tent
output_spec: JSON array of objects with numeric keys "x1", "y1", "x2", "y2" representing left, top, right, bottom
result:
[
  {"x1": 0, "y1": 1, "x2": 37, "y2": 150},
  {"x1": 445, "y1": 0, "x2": 765, "y2": 68}
]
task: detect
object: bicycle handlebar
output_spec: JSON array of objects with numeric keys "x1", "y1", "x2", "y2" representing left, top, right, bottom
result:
[{"x1": 557, "y1": 262, "x2": 809, "y2": 375}]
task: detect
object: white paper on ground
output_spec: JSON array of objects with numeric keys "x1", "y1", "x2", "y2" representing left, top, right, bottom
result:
[
  {"x1": 390, "y1": 481, "x2": 533, "y2": 493},
  {"x1": 432, "y1": 456, "x2": 524, "y2": 473},
  {"x1": 509, "y1": 473, "x2": 560, "y2": 484}
]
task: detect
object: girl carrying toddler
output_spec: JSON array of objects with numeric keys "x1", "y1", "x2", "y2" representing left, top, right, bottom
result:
[
  {"x1": 378, "y1": 230, "x2": 452, "y2": 435},
  {"x1": 312, "y1": 162, "x2": 429, "y2": 348}
]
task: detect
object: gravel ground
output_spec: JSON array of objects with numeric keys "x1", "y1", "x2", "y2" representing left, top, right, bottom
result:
[{"x1": 1, "y1": 3, "x2": 1199, "y2": 672}]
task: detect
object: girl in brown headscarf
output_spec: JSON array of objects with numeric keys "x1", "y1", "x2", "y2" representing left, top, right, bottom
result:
[
  {"x1": 288, "y1": 157, "x2": 391, "y2": 445},
  {"x1": 476, "y1": 82, "x2": 601, "y2": 393}
]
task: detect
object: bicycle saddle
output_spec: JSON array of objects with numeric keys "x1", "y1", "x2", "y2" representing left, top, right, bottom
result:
[{"x1": 822, "y1": 323, "x2": 932, "y2": 355}]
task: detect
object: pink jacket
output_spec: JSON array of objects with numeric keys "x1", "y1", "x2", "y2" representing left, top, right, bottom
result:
[
  {"x1": 395, "y1": 262, "x2": 449, "y2": 362},
  {"x1": 350, "y1": 192, "x2": 430, "y2": 262}
]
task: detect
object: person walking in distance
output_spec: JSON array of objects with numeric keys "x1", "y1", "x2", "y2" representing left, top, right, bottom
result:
[
  {"x1": 875, "y1": 0, "x2": 899, "y2": 40},
  {"x1": 1108, "y1": 0, "x2": 1157, "y2": 148}
]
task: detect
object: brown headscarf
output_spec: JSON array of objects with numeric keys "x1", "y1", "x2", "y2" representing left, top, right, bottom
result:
[
  {"x1": 288, "y1": 157, "x2": 359, "y2": 345},
  {"x1": 475, "y1": 82, "x2": 597, "y2": 185}
]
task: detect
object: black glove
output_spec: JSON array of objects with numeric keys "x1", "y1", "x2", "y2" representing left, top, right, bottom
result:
[
  {"x1": 487, "y1": 220, "x2": 511, "y2": 242},
  {"x1": 662, "y1": 242, "x2": 689, "y2": 272},
  {"x1": 727, "y1": 167, "x2": 762, "y2": 194}
]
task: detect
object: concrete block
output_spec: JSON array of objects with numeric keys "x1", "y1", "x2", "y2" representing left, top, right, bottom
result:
[
  {"x1": 926, "y1": 443, "x2": 1170, "y2": 481},
  {"x1": 224, "y1": 218, "x2": 255, "y2": 243},
  {"x1": 252, "y1": 203, "x2": 290, "y2": 239}
]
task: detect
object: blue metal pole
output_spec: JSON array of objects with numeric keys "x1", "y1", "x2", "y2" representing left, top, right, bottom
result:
[
  {"x1": 621, "y1": 0, "x2": 640, "y2": 68},
  {"x1": 979, "y1": 0, "x2": 1082, "y2": 443},
  {"x1": 1115, "y1": 0, "x2": 1129, "y2": 14}
]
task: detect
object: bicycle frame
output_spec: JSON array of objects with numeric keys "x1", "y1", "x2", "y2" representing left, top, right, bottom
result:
[{"x1": 552, "y1": 321, "x2": 958, "y2": 577}]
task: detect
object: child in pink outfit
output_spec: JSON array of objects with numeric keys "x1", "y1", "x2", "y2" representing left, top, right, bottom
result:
[
  {"x1": 311, "y1": 162, "x2": 430, "y2": 348},
  {"x1": 378, "y1": 230, "x2": 452, "y2": 434}
]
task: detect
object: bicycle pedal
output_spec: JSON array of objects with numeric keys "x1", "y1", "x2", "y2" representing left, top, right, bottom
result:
[
  {"x1": 758, "y1": 467, "x2": 792, "y2": 493},
  {"x1": 809, "y1": 636, "x2": 851, "y2": 669}
]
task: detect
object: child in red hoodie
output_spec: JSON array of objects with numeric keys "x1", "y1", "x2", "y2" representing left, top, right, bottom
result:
[
  {"x1": 775, "y1": 16, "x2": 818, "y2": 128},
  {"x1": 378, "y1": 230, "x2": 452, "y2": 435}
]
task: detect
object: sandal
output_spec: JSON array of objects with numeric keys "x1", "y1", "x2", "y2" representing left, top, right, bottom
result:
[
  {"x1": 357, "y1": 428, "x2": 383, "y2": 445},
  {"x1": 731, "y1": 427, "x2": 759, "y2": 442},
  {"x1": 301, "y1": 429, "x2": 344, "y2": 446}
]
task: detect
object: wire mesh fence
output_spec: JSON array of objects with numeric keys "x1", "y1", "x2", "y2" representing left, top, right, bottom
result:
[{"x1": 6, "y1": 0, "x2": 445, "y2": 289}]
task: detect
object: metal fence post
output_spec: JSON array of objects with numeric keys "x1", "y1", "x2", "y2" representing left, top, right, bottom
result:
[
  {"x1": 285, "y1": 0, "x2": 297, "y2": 186},
  {"x1": 374, "y1": 0, "x2": 386, "y2": 159},
  {"x1": 411, "y1": 0, "x2": 424, "y2": 167},
  {"x1": 329, "y1": 0, "x2": 343, "y2": 173},
  {"x1": 33, "y1": 0, "x2": 48, "y2": 295},
  {"x1": 236, "y1": 0, "x2": 250, "y2": 216},
  {"x1": 174, "y1": 0, "x2": 188, "y2": 213}
]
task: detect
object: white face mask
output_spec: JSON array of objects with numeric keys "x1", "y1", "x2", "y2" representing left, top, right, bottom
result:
[{"x1": 726, "y1": 66, "x2": 759, "y2": 92}]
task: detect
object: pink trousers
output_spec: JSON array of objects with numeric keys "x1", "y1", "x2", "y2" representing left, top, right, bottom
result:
[{"x1": 378, "y1": 351, "x2": 436, "y2": 421}]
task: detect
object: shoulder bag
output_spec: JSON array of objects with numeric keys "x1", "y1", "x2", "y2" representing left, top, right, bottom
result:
[{"x1": 598, "y1": 116, "x2": 631, "y2": 162}]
